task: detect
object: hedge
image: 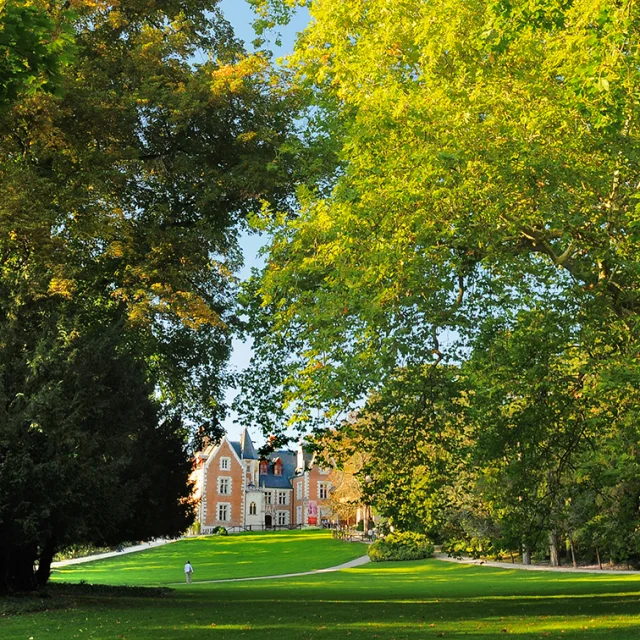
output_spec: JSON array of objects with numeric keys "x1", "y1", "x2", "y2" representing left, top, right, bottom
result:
[{"x1": 368, "y1": 531, "x2": 434, "y2": 562}]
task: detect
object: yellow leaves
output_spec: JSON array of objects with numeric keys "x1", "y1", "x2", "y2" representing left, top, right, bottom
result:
[
  {"x1": 119, "y1": 281, "x2": 225, "y2": 331},
  {"x1": 210, "y1": 54, "x2": 268, "y2": 95},
  {"x1": 237, "y1": 131, "x2": 258, "y2": 144},
  {"x1": 106, "y1": 241, "x2": 126, "y2": 258},
  {"x1": 48, "y1": 277, "x2": 76, "y2": 299}
]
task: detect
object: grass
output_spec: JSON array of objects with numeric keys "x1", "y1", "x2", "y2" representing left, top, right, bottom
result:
[
  {"x1": 3, "y1": 532, "x2": 640, "y2": 639},
  {"x1": 51, "y1": 529, "x2": 368, "y2": 586}
]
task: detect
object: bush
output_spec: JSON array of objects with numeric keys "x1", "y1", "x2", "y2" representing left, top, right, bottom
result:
[
  {"x1": 368, "y1": 531, "x2": 434, "y2": 562},
  {"x1": 442, "y1": 536, "x2": 509, "y2": 561},
  {"x1": 215, "y1": 526, "x2": 228, "y2": 536},
  {"x1": 53, "y1": 544, "x2": 111, "y2": 562}
]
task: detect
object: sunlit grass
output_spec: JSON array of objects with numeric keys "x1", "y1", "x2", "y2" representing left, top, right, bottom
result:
[
  {"x1": 51, "y1": 529, "x2": 367, "y2": 586},
  {"x1": 3, "y1": 541, "x2": 640, "y2": 638}
]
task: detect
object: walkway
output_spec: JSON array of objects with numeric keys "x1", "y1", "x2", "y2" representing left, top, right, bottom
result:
[
  {"x1": 52, "y1": 538, "x2": 177, "y2": 568},
  {"x1": 174, "y1": 555, "x2": 371, "y2": 586},
  {"x1": 434, "y1": 552, "x2": 640, "y2": 575}
]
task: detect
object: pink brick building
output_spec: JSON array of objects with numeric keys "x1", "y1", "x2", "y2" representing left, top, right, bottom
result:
[{"x1": 194, "y1": 428, "x2": 332, "y2": 533}]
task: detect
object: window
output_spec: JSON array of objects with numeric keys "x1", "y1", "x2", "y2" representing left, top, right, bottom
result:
[
  {"x1": 217, "y1": 503, "x2": 230, "y2": 521},
  {"x1": 318, "y1": 482, "x2": 330, "y2": 500},
  {"x1": 278, "y1": 491, "x2": 287, "y2": 505},
  {"x1": 220, "y1": 457, "x2": 230, "y2": 471},
  {"x1": 218, "y1": 477, "x2": 231, "y2": 495},
  {"x1": 260, "y1": 460, "x2": 269, "y2": 474},
  {"x1": 264, "y1": 491, "x2": 272, "y2": 505},
  {"x1": 296, "y1": 505, "x2": 302, "y2": 524},
  {"x1": 277, "y1": 511, "x2": 288, "y2": 526},
  {"x1": 249, "y1": 502, "x2": 257, "y2": 515},
  {"x1": 274, "y1": 460, "x2": 283, "y2": 476},
  {"x1": 296, "y1": 481, "x2": 302, "y2": 500}
]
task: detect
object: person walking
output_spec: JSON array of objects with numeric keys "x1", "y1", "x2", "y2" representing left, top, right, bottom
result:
[{"x1": 184, "y1": 560, "x2": 194, "y2": 584}]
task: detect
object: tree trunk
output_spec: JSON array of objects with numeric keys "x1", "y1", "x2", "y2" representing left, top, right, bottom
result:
[
  {"x1": 549, "y1": 532, "x2": 559, "y2": 566},
  {"x1": 36, "y1": 537, "x2": 57, "y2": 587},
  {"x1": 522, "y1": 544, "x2": 531, "y2": 565},
  {"x1": 569, "y1": 537, "x2": 577, "y2": 569},
  {"x1": 596, "y1": 547, "x2": 602, "y2": 570},
  {"x1": 0, "y1": 543, "x2": 38, "y2": 592}
]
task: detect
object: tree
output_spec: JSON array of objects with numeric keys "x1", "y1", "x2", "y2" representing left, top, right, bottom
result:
[
  {"x1": 239, "y1": 0, "x2": 640, "y2": 561},
  {"x1": 1, "y1": 0, "x2": 298, "y2": 427},
  {"x1": 312, "y1": 430, "x2": 369, "y2": 525},
  {"x1": 0, "y1": 0, "x2": 298, "y2": 590},
  {"x1": 0, "y1": 295, "x2": 196, "y2": 591}
]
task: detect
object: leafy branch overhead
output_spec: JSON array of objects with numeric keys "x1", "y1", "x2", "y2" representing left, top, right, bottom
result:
[
  {"x1": 0, "y1": 0, "x2": 298, "y2": 591},
  {"x1": 239, "y1": 0, "x2": 640, "y2": 564}
]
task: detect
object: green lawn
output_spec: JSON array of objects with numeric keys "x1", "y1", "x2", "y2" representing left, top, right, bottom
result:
[
  {"x1": 52, "y1": 530, "x2": 368, "y2": 586},
  {"x1": 3, "y1": 534, "x2": 640, "y2": 639}
]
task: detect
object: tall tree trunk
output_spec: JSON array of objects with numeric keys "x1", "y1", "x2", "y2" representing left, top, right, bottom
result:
[
  {"x1": 549, "y1": 532, "x2": 559, "y2": 567},
  {"x1": 596, "y1": 547, "x2": 602, "y2": 570},
  {"x1": 3, "y1": 543, "x2": 38, "y2": 591},
  {"x1": 522, "y1": 544, "x2": 531, "y2": 565},
  {"x1": 569, "y1": 537, "x2": 577, "y2": 569},
  {"x1": 36, "y1": 536, "x2": 57, "y2": 587}
]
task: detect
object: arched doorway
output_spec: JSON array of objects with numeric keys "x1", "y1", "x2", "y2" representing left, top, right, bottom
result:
[{"x1": 265, "y1": 515, "x2": 272, "y2": 529}]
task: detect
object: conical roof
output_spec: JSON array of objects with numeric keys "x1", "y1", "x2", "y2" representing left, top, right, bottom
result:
[{"x1": 239, "y1": 427, "x2": 258, "y2": 459}]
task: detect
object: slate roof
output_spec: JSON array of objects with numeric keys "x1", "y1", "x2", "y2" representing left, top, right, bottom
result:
[
  {"x1": 259, "y1": 450, "x2": 296, "y2": 489},
  {"x1": 229, "y1": 441, "x2": 242, "y2": 460},
  {"x1": 240, "y1": 428, "x2": 258, "y2": 460}
]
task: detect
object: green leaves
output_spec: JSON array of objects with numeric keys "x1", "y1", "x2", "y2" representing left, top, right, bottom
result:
[
  {"x1": 237, "y1": 0, "x2": 640, "y2": 563},
  {"x1": 0, "y1": 0, "x2": 75, "y2": 108}
]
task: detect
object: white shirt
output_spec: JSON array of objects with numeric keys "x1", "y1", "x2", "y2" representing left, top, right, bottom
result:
[{"x1": 184, "y1": 563, "x2": 193, "y2": 574}]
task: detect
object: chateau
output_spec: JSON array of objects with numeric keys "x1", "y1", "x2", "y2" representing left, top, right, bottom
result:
[{"x1": 194, "y1": 428, "x2": 332, "y2": 533}]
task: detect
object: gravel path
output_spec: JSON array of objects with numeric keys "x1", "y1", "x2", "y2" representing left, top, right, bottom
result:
[
  {"x1": 434, "y1": 552, "x2": 640, "y2": 575},
  {"x1": 174, "y1": 555, "x2": 371, "y2": 586},
  {"x1": 52, "y1": 539, "x2": 177, "y2": 568}
]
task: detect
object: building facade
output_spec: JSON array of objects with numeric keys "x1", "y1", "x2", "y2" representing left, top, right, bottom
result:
[{"x1": 195, "y1": 428, "x2": 332, "y2": 533}]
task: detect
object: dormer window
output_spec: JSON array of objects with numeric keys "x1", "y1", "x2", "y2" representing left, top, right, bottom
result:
[
  {"x1": 260, "y1": 460, "x2": 269, "y2": 475},
  {"x1": 274, "y1": 459, "x2": 283, "y2": 476}
]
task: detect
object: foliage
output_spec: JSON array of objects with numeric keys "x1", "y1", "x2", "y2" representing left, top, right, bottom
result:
[
  {"x1": 1, "y1": 0, "x2": 298, "y2": 430},
  {"x1": 0, "y1": 0, "x2": 298, "y2": 591},
  {"x1": 0, "y1": 296, "x2": 197, "y2": 591},
  {"x1": 238, "y1": 0, "x2": 640, "y2": 568},
  {"x1": 368, "y1": 532, "x2": 434, "y2": 562},
  {"x1": 0, "y1": 0, "x2": 75, "y2": 108},
  {"x1": 53, "y1": 545, "x2": 112, "y2": 563},
  {"x1": 312, "y1": 430, "x2": 368, "y2": 524}
]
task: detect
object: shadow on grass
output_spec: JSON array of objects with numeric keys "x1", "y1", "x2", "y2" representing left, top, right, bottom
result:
[{"x1": 5, "y1": 560, "x2": 640, "y2": 639}]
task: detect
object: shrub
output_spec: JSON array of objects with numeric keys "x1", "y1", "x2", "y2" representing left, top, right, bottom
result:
[
  {"x1": 368, "y1": 531, "x2": 434, "y2": 562},
  {"x1": 442, "y1": 536, "x2": 503, "y2": 560},
  {"x1": 215, "y1": 526, "x2": 228, "y2": 536}
]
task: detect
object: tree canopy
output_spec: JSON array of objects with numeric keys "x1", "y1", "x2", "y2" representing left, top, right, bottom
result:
[
  {"x1": 0, "y1": 0, "x2": 298, "y2": 590},
  {"x1": 240, "y1": 0, "x2": 640, "y2": 565}
]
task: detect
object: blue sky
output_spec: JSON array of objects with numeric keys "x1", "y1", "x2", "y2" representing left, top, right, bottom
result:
[
  {"x1": 219, "y1": 0, "x2": 310, "y2": 60},
  {"x1": 218, "y1": 0, "x2": 310, "y2": 442}
]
